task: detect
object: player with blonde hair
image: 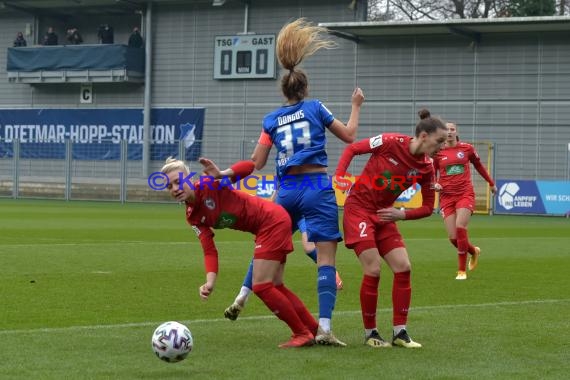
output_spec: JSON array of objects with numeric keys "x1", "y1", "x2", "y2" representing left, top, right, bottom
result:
[
  {"x1": 250, "y1": 18, "x2": 365, "y2": 346},
  {"x1": 162, "y1": 156, "x2": 317, "y2": 348}
]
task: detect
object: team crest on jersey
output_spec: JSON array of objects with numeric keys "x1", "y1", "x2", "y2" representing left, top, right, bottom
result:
[
  {"x1": 457, "y1": 152, "x2": 465, "y2": 159},
  {"x1": 204, "y1": 198, "x2": 216, "y2": 210}
]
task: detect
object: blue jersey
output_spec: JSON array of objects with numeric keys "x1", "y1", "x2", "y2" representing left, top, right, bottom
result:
[{"x1": 262, "y1": 99, "x2": 335, "y2": 179}]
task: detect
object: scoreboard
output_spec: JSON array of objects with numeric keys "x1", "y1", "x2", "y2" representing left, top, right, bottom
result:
[{"x1": 213, "y1": 34, "x2": 276, "y2": 79}]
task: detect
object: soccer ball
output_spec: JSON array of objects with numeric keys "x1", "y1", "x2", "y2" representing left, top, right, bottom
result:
[
  {"x1": 498, "y1": 182, "x2": 520, "y2": 210},
  {"x1": 151, "y1": 321, "x2": 193, "y2": 363}
]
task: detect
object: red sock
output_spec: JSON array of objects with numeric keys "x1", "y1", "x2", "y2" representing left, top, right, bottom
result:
[
  {"x1": 253, "y1": 282, "x2": 309, "y2": 335},
  {"x1": 392, "y1": 271, "x2": 411, "y2": 326},
  {"x1": 360, "y1": 275, "x2": 379, "y2": 329},
  {"x1": 456, "y1": 227, "x2": 469, "y2": 254},
  {"x1": 458, "y1": 252, "x2": 467, "y2": 271},
  {"x1": 450, "y1": 237, "x2": 477, "y2": 255},
  {"x1": 275, "y1": 284, "x2": 318, "y2": 336}
]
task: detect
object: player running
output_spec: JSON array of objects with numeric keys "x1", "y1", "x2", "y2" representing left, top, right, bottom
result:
[{"x1": 432, "y1": 122, "x2": 497, "y2": 280}]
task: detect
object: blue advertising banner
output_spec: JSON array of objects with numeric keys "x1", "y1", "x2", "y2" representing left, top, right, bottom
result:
[
  {"x1": 496, "y1": 179, "x2": 570, "y2": 216},
  {"x1": 0, "y1": 108, "x2": 205, "y2": 160}
]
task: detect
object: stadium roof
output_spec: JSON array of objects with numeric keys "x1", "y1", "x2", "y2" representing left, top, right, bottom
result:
[
  {"x1": 0, "y1": 0, "x2": 196, "y2": 15},
  {"x1": 320, "y1": 16, "x2": 570, "y2": 43}
]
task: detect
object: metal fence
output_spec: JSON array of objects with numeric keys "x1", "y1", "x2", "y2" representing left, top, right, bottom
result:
[{"x1": 1, "y1": 138, "x2": 568, "y2": 206}]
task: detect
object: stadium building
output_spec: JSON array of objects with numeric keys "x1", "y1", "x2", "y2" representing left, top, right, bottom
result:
[{"x1": 1, "y1": 0, "x2": 569, "y2": 212}]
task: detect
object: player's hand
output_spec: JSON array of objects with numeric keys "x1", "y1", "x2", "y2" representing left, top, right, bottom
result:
[
  {"x1": 199, "y1": 283, "x2": 214, "y2": 300},
  {"x1": 376, "y1": 207, "x2": 405, "y2": 222},
  {"x1": 334, "y1": 172, "x2": 353, "y2": 193},
  {"x1": 199, "y1": 157, "x2": 222, "y2": 179},
  {"x1": 490, "y1": 184, "x2": 497, "y2": 195},
  {"x1": 434, "y1": 183, "x2": 443, "y2": 192},
  {"x1": 352, "y1": 87, "x2": 365, "y2": 107}
]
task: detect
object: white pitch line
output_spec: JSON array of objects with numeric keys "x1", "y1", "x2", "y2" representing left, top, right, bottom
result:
[
  {"x1": 0, "y1": 298, "x2": 567, "y2": 336},
  {"x1": 2, "y1": 236, "x2": 569, "y2": 248}
]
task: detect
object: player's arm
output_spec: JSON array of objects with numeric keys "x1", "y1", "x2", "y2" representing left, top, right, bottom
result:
[
  {"x1": 335, "y1": 135, "x2": 383, "y2": 191},
  {"x1": 469, "y1": 148, "x2": 497, "y2": 194},
  {"x1": 403, "y1": 173, "x2": 435, "y2": 220},
  {"x1": 432, "y1": 157, "x2": 443, "y2": 192},
  {"x1": 191, "y1": 224, "x2": 219, "y2": 300},
  {"x1": 251, "y1": 130, "x2": 272, "y2": 170},
  {"x1": 335, "y1": 135, "x2": 381, "y2": 174},
  {"x1": 327, "y1": 87, "x2": 365, "y2": 143},
  {"x1": 199, "y1": 157, "x2": 254, "y2": 184}
]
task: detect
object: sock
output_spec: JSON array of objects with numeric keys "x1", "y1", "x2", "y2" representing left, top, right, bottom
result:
[
  {"x1": 360, "y1": 274, "x2": 379, "y2": 330},
  {"x1": 392, "y1": 271, "x2": 411, "y2": 326},
  {"x1": 252, "y1": 282, "x2": 308, "y2": 336},
  {"x1": 242, "y1": 258, "x2": 254, "y2": 289},
  {"x1": 458, "y1": 252, "x2": 467, "y2": 271},
  {"x1": 236, "y1": 286, "x2": 251, "y2": 305},
  {"x1": 365, "y1": 328, "x2": 377, "y2": 337},
  {"x1": 317, "y1": 265, "x2": 337, "y2": 328},
  {"x1": 456, "y1": 227, "x2": 469, "y2": 271},
  {"x1": 393, "y1": 325, "x2": 406, "y2": 336},
  {"x1": 449, "y1": 237, "x2": 477, "y2": 255},
  {"x1": 276, "y1": 284, "x2": 319, "y2": 336},
  {"x1": 306, "y1": 248, "x2": 317, "y2": 263},
  {"x1": 319, "y1": 318, "x2": 330, "y2": 333}
]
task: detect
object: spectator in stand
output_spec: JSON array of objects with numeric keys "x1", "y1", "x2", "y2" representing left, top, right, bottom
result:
[
  {"x1": 128, "y1": 26, "x2": 144, "y2": 48},
  {"x1": 66, "y1": 28, "x2": 83, "y2": 45},
  {"x1": 98, "y1": 24, "x2": 114, "y2": 44},
  {"x1": 13, "y1": 32, "x2": 27, "y2": 47},
  {"x1": 43, "y1": 27, "x2": 58, "y2": 46}
]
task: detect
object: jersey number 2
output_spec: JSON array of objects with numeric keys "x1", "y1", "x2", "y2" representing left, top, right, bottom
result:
[{"x1": 359, "y1": 221, "x2": 368, "y2": 237}]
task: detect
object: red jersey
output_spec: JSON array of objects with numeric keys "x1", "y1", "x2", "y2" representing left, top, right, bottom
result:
[
  {"x1": 185, "y1": 181, "x2": 290, "y2": 273},
  {"x1": 433, "y1": 142, "x2": 494, "y2": 196},
  {"x1": 336, "y1": 133, "x2": 435, "y2": 219}
]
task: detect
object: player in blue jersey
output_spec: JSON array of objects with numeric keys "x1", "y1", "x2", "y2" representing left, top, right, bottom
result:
[{"x1": 247, "y1": 18, "x2": 365, "y2": 346}]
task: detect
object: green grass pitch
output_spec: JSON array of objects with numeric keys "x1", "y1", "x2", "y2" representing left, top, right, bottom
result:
[{"x1": 0, "y1": 199, "x2": 568, "y2": 379}]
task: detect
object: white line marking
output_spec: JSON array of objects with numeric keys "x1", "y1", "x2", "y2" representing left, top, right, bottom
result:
[
  {"x1": 2, "y1": 236, "x2": 569, "y2": 248},
  {"x1": 1, "y1": 298, "x2": 567, "y2": 335}
]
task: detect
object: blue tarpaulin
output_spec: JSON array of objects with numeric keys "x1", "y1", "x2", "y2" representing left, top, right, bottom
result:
[{"x1": 7, "y1": 44, "x2": 144, "y2": 73}]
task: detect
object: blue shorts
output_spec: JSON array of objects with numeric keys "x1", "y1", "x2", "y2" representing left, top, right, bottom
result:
[
  {"x1": 296, "y1": 218, "x2": 307, "y2": 234},
  {"x1": 276, "y1": 173, "x2": 342, "y2": 242}
]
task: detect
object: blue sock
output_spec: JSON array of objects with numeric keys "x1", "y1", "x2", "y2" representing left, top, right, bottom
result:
[
  {"x1": 306, "y1": 248, "x2": 317, "y2": 263},
  {"x1": 317, "y1": 265, "x2": 337, "y2": 319},
  {"x1": 242, "y1": 258, "x2": 253, "y2": 290}
]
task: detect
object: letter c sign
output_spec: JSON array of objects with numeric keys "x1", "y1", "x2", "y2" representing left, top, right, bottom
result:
[{"x1": 80, "y1": 84, "x2": 93, "y2": 103}]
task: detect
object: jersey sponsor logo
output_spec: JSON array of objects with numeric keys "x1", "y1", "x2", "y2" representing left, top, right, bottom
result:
[
  {"x1": 204, "y1": 198, "x2": 216, "y2": 210},
  {"x1": 369, "y1": 134, "x2": 383, "y2": 149},
  {"x1": 445, "y1": 164, "x2": 464, "y2": 175},
  {"x1": 457, "y1": 151, "x2": 465, "y2": 159},
  {"x1": 191, "y1": 225, "x2": 201, "y2": 236},
  {"x1": 388, "y1": 157, "x2": 399, "y2": 166},
  {"x1": 214, "y1": 212, "x2": 237, "y2": 229}
]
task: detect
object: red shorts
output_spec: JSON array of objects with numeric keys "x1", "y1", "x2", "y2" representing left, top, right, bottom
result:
[
  {"x1": 253, "y1": 208, "x2": 293, "y2": 263},
  {"x1": 439, "y1": 192, "x2": 475, "y2": 219},
  {"x1": 343, "y1": 202, "x2": 405, "y2": 256}
]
